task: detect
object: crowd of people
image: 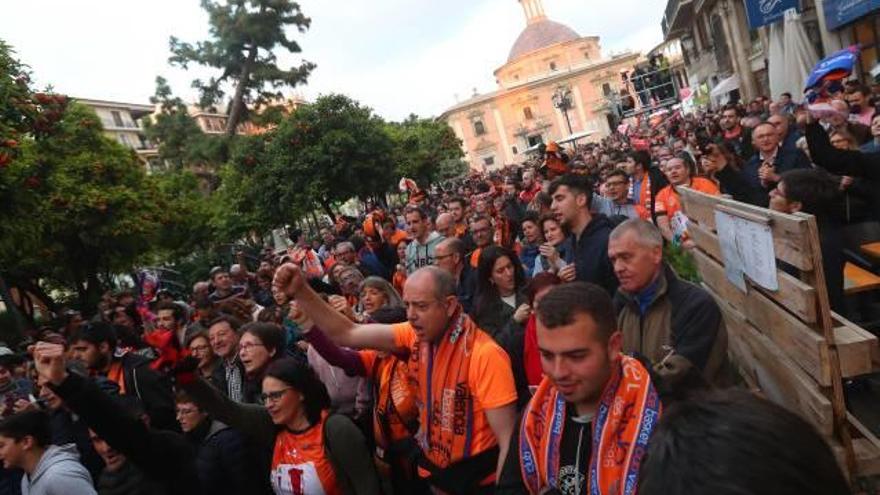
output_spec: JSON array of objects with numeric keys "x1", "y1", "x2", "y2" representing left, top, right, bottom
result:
[{"x1": 2, "y1": 81, "x2": 877, "y2": 495}]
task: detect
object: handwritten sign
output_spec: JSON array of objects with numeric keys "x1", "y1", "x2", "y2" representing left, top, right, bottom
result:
[{"x1": 714, "y1": 211, "x2": 779, "y2": 292}]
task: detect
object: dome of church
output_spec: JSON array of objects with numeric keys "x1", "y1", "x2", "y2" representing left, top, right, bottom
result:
[{"x1": 507, "y1": 19, "x2": 580, "y2": 62}]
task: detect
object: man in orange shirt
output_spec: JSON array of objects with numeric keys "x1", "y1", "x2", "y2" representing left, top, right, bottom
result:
[
  {"x1": 654, "y1": 156, "x2": 719, "y2": 248},
  {"x1": 274, "y1": 264, "x2": 517, "y2": 494}
]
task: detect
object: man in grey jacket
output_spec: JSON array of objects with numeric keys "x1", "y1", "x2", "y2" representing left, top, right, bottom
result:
[
  {"x1": 404, "y1": 206, "x2": 444, "y2": 273},
  {"x1": 0, "y1": 409, "x2": 95, "y2": 495}
]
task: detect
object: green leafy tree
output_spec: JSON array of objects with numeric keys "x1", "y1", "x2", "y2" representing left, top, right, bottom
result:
[
  {"x1": 386, "y1": 114, "x2": 466, "y2": 187},
  {"x1": 169, "y1": 0, "x2": 315, "y2": 136},
  {"x1": 269, "y1": 94, "x2": 395, "y2": 219},
  {"x1": 142, "y1": 76, "x2": 222, "y2": 169},
  {"x1": 152, "y1": 169, "x2": 217, "y2": 260},
  {"x1": 0, "y1": 103, "x2": 166, "y2": 309},
  {"x1": 212, "y1": 140, "x2": 277, "y2": 239},
  {"x1": 225, "y1": 94, "x2": 395, "y2": 227},
  {"x1": 0, "y1": 40, "x2": 70, "y2": 328}
]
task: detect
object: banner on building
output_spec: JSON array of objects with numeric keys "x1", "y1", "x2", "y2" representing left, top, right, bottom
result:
[
  {"x1": 745, "y1": 0, "x2": 799, "y2": 29},
  {"x1": 823, "y1": 0, "x2": 880, "y2": 31}
]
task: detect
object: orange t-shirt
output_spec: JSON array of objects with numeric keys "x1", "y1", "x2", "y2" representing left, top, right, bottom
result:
[
  {"x1": 655, "y1": 177, "x2": 720, "y2": 242},
  {"x1": 390, "y1": 319, "x2": 516, "y2": 472},
  {"x1": 655, "y1": 177, "x2": 719, "y2": 219},
  {"x1": 270, "y1": 412, "x2": 340, "y2": 495}
]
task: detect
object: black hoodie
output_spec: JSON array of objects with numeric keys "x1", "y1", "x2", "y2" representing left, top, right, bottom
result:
[{"x1": 566, "y1": 213, "x2": 619, "y2": 295}]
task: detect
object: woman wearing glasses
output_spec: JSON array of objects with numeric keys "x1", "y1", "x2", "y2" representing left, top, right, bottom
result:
[
  {"x1": 186, "y1": 331, "x2": 220, "y2": 386},
  {"x1": 237, "y1": 322, "x2": 286, "y2": 405},
  {"x1": 177, "y1": 357, "x2": 381, "y2": 495}
]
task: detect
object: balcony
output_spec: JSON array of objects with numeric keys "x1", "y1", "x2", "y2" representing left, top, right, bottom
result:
[
  {"x1": 662, "y1": 0, "x2": 694, "y2": 39},
  {"x1": 101, "y1": 119, "x2": 141, "y2": 131}
]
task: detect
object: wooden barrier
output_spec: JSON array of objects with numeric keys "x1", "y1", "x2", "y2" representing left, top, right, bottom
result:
[{"x1": 679, "y1": 187, "x2": 880, "y2": 482}]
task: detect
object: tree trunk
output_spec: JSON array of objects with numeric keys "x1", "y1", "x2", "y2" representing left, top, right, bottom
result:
[
  {"x1": 309, "y1": 210, "x2": 321, "y2": 234},
  {"x1": 0, "y1": 274, "x2": 27, "y2": 344},
  {"x1": 84, "y1": 271, "x2": 103, "y2": 311},
  {"x1": 225, "y1": 45, "x2": 259, "y2": 136},
  {"x1": 12, "y1": 278, "x2": 60, "y2": 315},
  {"x1": 319, "y1": 198, "x2": 337, "y2": 223}
]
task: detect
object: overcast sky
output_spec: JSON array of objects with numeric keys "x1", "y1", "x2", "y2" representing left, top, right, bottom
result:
[{"x1": 2, "y1": 0, "x2": 666, "y2": 121}]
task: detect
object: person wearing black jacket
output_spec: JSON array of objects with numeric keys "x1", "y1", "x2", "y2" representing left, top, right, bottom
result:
[
  {"x1": 68, "y1": 323, "x2": 177, "y2": 431},
  {"x1": 33, "y1": 342, "x2": 200, "y2": 495},
  {"x1": 609, "y1": 220, "x2": 729, "y2": 386},
  {"x1": 806, "y1": 119, "x2": 880, "y2": 222},
  {"x1": 39, "y1": 375, "x2": 113, "y2": 482},
  {"x1": 434, "y1": 237, "x2": 477, "y2": 314},
  {"x1": 736, "y1": 122, "x2": 811, "y2": 207},
  {"x1": 702, "y1": 142, "x2": 769, "y2": 207},
  {"x1": 549, "y1": 174, "x2": 619, "y2": 295},
  {"x1": 501, "y1": 180, "x2": 526, "y2": 241},
  {"x1": 472, "y1": 246, "x2": 528, "y2": 342},
  {"x1": 175, "y1": 392, "x2": 250, "y2": 495},
  {"x1": 768, "y1": 169, "x2": 847, "y2": 314}
]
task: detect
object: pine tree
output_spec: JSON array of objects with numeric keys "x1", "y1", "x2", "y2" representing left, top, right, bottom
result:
[{"x1": 169, "y1": 0, "x2": 315, "y2": 136}]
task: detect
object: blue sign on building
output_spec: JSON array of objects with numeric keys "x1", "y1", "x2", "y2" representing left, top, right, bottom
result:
[
  {"x1": 744, "y1": 0, "x2": 799, "y2": 29},
  {"x1": 823, "y1": 0, "x2": 880, "y2": 31}
]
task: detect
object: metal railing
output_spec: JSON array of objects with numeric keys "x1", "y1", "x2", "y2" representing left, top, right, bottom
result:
[{"x1": 606, "y1": 65, "x2": 681, "y2": 119}]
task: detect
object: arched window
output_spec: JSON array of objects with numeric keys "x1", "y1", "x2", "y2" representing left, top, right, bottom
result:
[
  {"x1": 549, "y1": 61, "x2": 557, "y2": 71},
  {"x1": 523, "y1": 107, "x2": 534, "y2": 120},
  {"x1": 474, "y1": 120, "x2": 486, "y2": 136}
]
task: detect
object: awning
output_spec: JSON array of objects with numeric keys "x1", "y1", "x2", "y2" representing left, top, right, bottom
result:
[
  {"x1": 557, "y1": 130, "x2": 596, "y2": 145},
  {"x1": 710, "y1": 75, "x2": 740, "y2": 98}
]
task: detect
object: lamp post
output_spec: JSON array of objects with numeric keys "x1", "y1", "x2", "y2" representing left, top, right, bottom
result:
[{"x1": 552, "y1": 86, "x2": 574, "y2": 135}]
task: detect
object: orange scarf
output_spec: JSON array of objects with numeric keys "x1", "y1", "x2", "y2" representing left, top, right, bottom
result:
[
  {"x1": 408, "y1": 309, "x2": 479, "y2": 469},
  {"x1": 370, "y1": 355, "x2": 419, "y2": 455},
  {"x1": 519, "y1": 355, "x2": 661, "y2": 495},
  {"x1": 106, "y1": 360, "x2": 127, "y2": 395},
  {"x1": 469, "y1": 248, "x2": 482, "y2": 268}
]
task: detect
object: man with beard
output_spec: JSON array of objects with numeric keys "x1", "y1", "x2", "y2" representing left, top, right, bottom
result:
[
  {"x1": 496, "y1": 283, "x2": 662, "y2": 495},
  {"x1": 718, "y1": 105, "x2": 754, "y2": 159},
  {"x1": 467, "y1": 215, "x2": 497, "y2": 269},
  {"x1": 68, "y1": 323, "x2": 176, "y2": 430},
  {"x1": 518, "y1": 170, "x2": 543, "y2": 205},
  {"x1": 447, "y1": 197, "x2": 476, "y2": 253}
]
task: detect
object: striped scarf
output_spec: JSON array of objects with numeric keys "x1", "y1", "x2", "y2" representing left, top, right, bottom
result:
[{"x1": 519, "y1": 355, "x2": 661, "y2": 495}]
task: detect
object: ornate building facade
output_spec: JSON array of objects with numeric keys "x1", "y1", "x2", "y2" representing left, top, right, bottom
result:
[{"x1": 440, "y1": 0, "x2": 641, "y2": 171}]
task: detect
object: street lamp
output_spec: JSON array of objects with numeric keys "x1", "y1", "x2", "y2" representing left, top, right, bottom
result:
[{"x1": 552, "y1": 86, "x2": 574, "y2": 135}]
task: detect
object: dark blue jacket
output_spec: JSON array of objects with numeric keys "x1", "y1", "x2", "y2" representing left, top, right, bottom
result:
[
  {"x1": 565, "y1": 214, "x2": 619, "y2": 295},
  {"x1": 519, "y1": 243, "x2": 540, "y2": 276},
  {"x1": 458, "y1": 262, "x2": 477, "y2": 314},
  {"x1": 742, "y1": 147, "x2": 811, "y2": 206}
]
